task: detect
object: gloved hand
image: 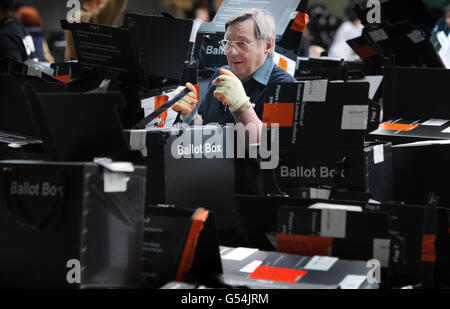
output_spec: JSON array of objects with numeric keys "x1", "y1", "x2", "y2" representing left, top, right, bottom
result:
[
  {"x1": 213, "y1": 69, "x2": 251, "y2": 116},
  {"x1": 172, "y1": 82, "x2": 198, "y2": 121}
]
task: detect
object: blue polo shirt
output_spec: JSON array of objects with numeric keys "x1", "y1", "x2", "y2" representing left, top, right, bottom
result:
[{"x1": 198, "y1": 56, "x2": 296, "y2": 124}]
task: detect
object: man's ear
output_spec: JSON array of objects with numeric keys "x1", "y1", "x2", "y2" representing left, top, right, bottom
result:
[{"x1": 265, "y1": 38, "x2": 275, "y2": 55}]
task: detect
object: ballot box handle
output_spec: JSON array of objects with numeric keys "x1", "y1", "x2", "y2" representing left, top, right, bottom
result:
[{"x1": 0, "y1": 167, "x2": 65, "y2": 230}]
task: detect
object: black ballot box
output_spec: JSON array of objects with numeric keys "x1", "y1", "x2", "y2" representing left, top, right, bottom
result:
[
  {"x1": 125, "y1": 125, "x2": 236, "y2": 239},
  {"x1": 392, "y1": 142, "x2": 450, "y2": 207},
  {"x1": 259, "y1": 81, "x2": 393, "y2": 201},
  {"x1": 272, "y1": 142, "x2": 393, "y2": 201},
  {"x1": 0, "y1": 160, "x2": 146, "y2": 288}
]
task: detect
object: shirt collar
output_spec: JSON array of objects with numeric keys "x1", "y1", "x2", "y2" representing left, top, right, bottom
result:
[{"x1": 243, "y1": 56, "x2": 275, "y2": 86}]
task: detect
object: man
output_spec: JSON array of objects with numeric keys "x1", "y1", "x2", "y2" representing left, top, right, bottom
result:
[
  {"x1": 173, "y1": 9, "x2": 296, "y2": 130},
  {"x1": 0, "y1": 0, "x2": 36, "y2": 62},
  {"x1": 65, "y1": 0, "x2": 128, "y2": 61}
]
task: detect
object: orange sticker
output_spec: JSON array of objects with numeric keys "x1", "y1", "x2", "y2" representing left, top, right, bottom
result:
[
  {"x1": 194, "y1": 83, "x2": 200, "y2": 103},
  {"x1": 176, "y1": 209, "x2": 209, "y2": 282},
  {"x1": 277, "y1": 234, "x2": 333, "y2": 256},
  {"x1": 249, "y1": 266, "x2": 307, "y2": 283},
  {"x1": 354, "y1": 45, "x2": 378, "y2": 59},
  {"x1": 263, "y1": 103, "x2": 295, "y2": 127},
  {"x1": 378, "y1": 122, "x2": 419, "y2": 132},
  {"x1": 290, "y1": 12, "x2": 309, "y2": 33},
  {"x1": 278, "y1": 57, "x2": 288, "y2": 72},
  {"x1": 421, "y1": 234, "x2": 436, "y2": 263},
  {"x1": 154, "y1": 95, "x2": 169, "y2": 128},
  {"x1": 53, "y1": 75, "x2": 70, "y2": 83}
]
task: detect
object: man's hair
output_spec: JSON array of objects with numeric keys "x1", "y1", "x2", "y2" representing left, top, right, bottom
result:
[
  {"x1": 0, "y1": 0, "x2": 14, "y2": 12},
  {"x1": 225, "y1": 9, "x2": 276, "y2": 56}
]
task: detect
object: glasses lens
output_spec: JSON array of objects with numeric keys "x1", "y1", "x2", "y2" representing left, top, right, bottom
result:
[{"x1": 220, "y1": 40, "x2": 228, "y2": 49}]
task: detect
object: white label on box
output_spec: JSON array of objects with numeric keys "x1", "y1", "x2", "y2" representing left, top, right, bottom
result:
[
  {"x1": 103, "y1": 170, "x2": 130, "y2": 193},
  {"x1": 442, "y1": 127, "x2": 450, "y2": 133},
  {"x1": 341, "y1": 105, "x2": 368, "y2": 130},
  {"x1": 273, "y1": 52, "x2": 296, "y2": 77},
  {"x1": 310, "y1": 203, "x2": 362, "y2": 212},
  {"x1": 421, "y1": 119, "x2": 449, "y2": 126},
  {"x1": 339, "y1": 275, "x2": 367, "y2": 289},
  {"x1": 303, "y1": 80, "x2": 328, "y2": 102},
  {"x1": 303, "y1": 256, "x2": 338, "y2": 271},
  {"x1": 222, "y1": 247, "x2": 258, "y2": 261},
  {"x1": 373, "y1": 238, "x2": 391, "y2": 267},
  {"x1": 373, "y1": 144, "x2": 384, "y2": 164},
  {"x1": 239, "y1": 260, "x2": 263, "y2": 273},
  {"x1": 129, "y1": 130, "x2": 147, "y2": 157},
  {"x1": 320, "y1": 209, "x2": 347, "y2": 238},
  {"x1": 369, "y1": 29, "x2": 389, "y2": 42},
  {"x1": 101, "y1": 162, "x2": 135, "y2": 173},
  {"x1": 407, "y1": 30, "x2": 425, "y2": 44},
  {"x1": 310, "y1": 188, "x2": 331, "y2": 200}
]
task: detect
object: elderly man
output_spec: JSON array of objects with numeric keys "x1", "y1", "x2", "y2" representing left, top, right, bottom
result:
[
  {"x1": 173, "y1": 9, "x2": 296, "y2": 128},
  {"x1": 65, "y1": 0, "x2": 128, "y2": 61}
]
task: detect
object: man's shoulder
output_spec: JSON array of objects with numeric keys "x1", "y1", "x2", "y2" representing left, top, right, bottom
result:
[{"x1": 270, "y1": 64, "x2": 296, "y2": 83}]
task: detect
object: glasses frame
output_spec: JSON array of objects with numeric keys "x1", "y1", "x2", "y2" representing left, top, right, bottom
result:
[{"x1": 218, "y1": 39, "x2": 261, "y2": 52}]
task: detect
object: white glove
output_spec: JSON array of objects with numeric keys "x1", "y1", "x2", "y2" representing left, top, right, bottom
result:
[{"x1": 213, "y1": 69, "x2": 251, "y2": 116}]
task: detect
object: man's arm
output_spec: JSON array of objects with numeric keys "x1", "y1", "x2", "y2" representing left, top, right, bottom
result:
[{"x1": 85, "y1": 0, "x2": 128, "y2": 25}]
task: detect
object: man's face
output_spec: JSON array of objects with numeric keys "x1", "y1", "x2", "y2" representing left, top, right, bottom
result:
[
  {"x1": 446, "y1": 11, "x2": 450, "y2": 27},
  {"x1": 225, "y1": 19, "x2": 272, "y2": 81}
]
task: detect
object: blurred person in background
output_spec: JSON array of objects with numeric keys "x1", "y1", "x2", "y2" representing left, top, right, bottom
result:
[
  {"x1": 328, "y1": 5, "x2": 364, "y2": 61},
  {"x1": 433, "y1": 5, "x2": 450, "y2": 35},
  {"x1": 306, "y1": 4, "x2": 340, "y2": 52},
  {"x1": 16, "y1": 6, "x2": 54, "y2": 63},
  {"x1": 0, "y1": 0, "x2": 36, "y2": 62},
  {"x1": 189, "y1": 0, "x2": 210, "y2": 42},
  {"x1": 65, "y1": 0, "x2": 128, "y2": 61}
]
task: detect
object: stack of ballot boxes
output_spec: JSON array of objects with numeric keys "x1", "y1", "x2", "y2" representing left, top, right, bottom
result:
[
  {"x1": 234, "y1": 195, "x2": 450, "y2": 288},
  {"x1": 260, "y1": 80, "x2": 392, "y2": 201},
  {"x1": 368, "y1": 66, "x2": 450, "y2": 207}
]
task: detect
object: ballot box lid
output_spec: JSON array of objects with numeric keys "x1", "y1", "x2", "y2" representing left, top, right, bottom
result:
[
  {"x1": 22, "y1": 85, "x2": 139, "y2": 162},
  {"x1": 122, "y1": 13, "x2": 192, "y2": 82},
  {"x1": 348, "y1": 21, "x2": 444, "y2": 71},
  {"x1": 61, "y1": 20, "x2": 145, "y2": 87},
  {"x1": 383, "y1": 65, "x2": 450, "y2": 121},
  {"x1": 0, "y1": 74, "x2": 67, "y2": 137}
]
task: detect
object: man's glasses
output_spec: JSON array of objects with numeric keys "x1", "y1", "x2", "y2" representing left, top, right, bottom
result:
[{"x1": 218, "y1": 39, "x2": 260, "y2": 52}]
